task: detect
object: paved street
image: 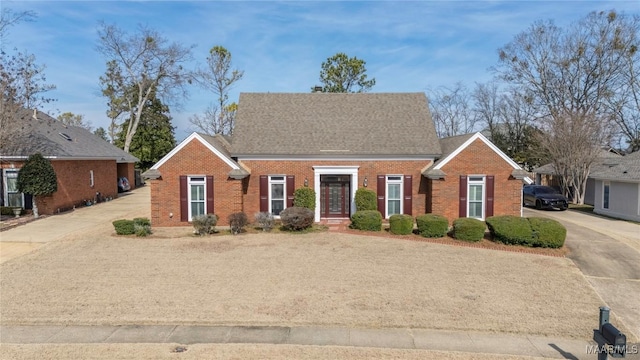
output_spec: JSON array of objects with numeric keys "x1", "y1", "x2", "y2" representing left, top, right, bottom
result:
[{"x1": 524, "y1": 207, "x2": 640, "y2": 342}]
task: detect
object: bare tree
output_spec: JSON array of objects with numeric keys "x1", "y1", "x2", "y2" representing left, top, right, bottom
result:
[
  {"x1": 1, "y1": 51, "x2": 56, "y2": 154},
  {"x1": 190, "y1": 46, "x2": 243, "y2": 136},
  {"x1": 57, "y1": 112, "x2": 92, "y2": 130},
  {"x1": 427, "y1": 82, "x2": 477, "y2": 137},
  {"x1": 606, "y1": 29, "x2": 640, "y2": 152},
  {"x1": 494, "y1": 10, "x2": 638, "y2": 203},
  {"x1": 0, "y1": 8, "x2": 36, "y2": 47},
  {"x1": 538, "y1": 112, "x2": 613, "y2": 204},
  {"x1": 97, "y1": 23, "x2": 193, "y2": 152}
]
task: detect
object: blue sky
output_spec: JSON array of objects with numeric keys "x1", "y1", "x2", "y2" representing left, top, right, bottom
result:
[{"x1": 4, "y1": 0, "x2": 639, "y2": 141}]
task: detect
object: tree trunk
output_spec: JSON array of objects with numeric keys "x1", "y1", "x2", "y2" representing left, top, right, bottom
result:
[{"x1": 32, "y1": 195, "x2": 39, "y2": 219}]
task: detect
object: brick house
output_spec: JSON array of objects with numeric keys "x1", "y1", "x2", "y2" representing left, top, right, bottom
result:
[
  {"x1": 0, "y1": 109, "x2": 138, "y2": 214},
  {"x1": 144, "y1": 93, "x2": 531, "y2": 226}
]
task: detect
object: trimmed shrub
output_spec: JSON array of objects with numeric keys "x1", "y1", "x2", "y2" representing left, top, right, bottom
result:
[
  {"x1": 192, "y1": 214, "x2": 218, "y2": 235},
  {"x1": 528, "y1": 217, "x2": 566, "y2": 248},
  {"x1": 254, "y1": 212, "x2": 275, "y2": 232},
  {"x1": 416, "y1": 214, "x2": 448, "y2": 238},
  {"x1": 134, "y1": 223, "x2": 152, "y2": 237},
  {"x1": 350, "y1": 210, "x2": 382, "y2": 231},
  {"x1": 133, "y1": 217, "x2": 151, "y2": 227},
  {"x1": 293, "y1": 187, "x2": 316, "y2": 210},
  {"x1": 355, "y1": 188, "x2": 377, "y2": 211},
  {"x1": 112, "y1": 219, "x2": 135, "y2": 235},
  {"x1": 486, "y1": 216, "x2": 533, "y2": 246},
  {"x1": 452, "y1": 218, "x2": 486, "y2": 242},
  {"x1": 280, "y1": 206, "x2": 314, "y2": 231},
  {"x1": 389, "y1": 214, "x2": 413, "y2": 235},
  {"x1": 1, "y1": 206, "x2": 16, "y2": 216},
  {"x1": 228, "y1": 212, "x2": 248, "y2": 235}
]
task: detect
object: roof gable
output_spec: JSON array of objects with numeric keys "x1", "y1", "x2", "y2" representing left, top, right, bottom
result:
[
  {"x1": 433, "y1": 132, "x2": 523, "y2": 170},
  {"x1": 231, "y1": 93, "x2": 442, "y2": 157},
  {"x1": 151, "y1": 132, "x2": 240, "y2": 171}
]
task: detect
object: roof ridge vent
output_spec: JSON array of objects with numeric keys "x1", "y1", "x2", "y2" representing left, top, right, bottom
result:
[{"x1": 59, "y1": 132, "x2": 72, "y2": 141}]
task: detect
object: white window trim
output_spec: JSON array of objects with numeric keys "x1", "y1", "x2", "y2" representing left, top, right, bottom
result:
[
  {"x1": 89, "y1": 170, "x2": 94, "y2": 188},
  {"x1": 467, "y1": 176, "x2": 486, "y2": 220},
  {"x1": 3, "y1": 169, "x2": 24, "y2": 208},
  {"x1": 268, "y1": 175, "x2": 286, "y2": 217},
  {"x1": 603, "y1": 180, "x2": 610, "y2": 210},
  {"x1": 386, "y1": 175, "x2": 403, "y2": 219},
  {"x1": 188, "y1": 176, "x2": 206, "y2": 221}
]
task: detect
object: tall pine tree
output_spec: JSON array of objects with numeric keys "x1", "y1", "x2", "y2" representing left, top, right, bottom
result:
[{"x1": 115, "y1": 91, "x2": 176, "y2": 171}]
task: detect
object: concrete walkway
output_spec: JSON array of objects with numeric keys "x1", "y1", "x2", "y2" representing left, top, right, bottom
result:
[{"x1": 0, "y1": 324, "x2": 602, "y2": 359}]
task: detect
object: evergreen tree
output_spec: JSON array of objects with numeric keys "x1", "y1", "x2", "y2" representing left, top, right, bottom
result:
[
  {"x1": 114, "y1": 91, "x2": 176, "y2": 171},
  {"x1": 16, "y1": 153, "x2": 57, "y2": 218}
]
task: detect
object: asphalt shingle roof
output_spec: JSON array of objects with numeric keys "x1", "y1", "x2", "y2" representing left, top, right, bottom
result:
[
  {"x1": 1, "y1": 109, "x2": 137, "y2": 163},
  {"x1": 590, "y1": 151, "x2": 640, "y2": 181},
  {"x1": 230, "y1": 93, "x2": 442, "y2": 157}
]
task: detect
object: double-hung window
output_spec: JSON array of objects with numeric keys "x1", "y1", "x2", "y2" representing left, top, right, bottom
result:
[
  {"x1": 468, "y1": 176, "x2": 485, "y2": 219},
  {"x1": 603, "y1": 181, "x2": 610, "y2": 210},
  {"x1": 269, "y1": 176, "x2": 286, "y2": 215},
  {"x1": 3, "y1": 169, "x2": 23, "y2": 208},
  {"x1": 188, "y1": 176, "x2": 206, "y2": 220},
  {"x1": 386, "y1": 175, "x2": 403, "y2": 217}
]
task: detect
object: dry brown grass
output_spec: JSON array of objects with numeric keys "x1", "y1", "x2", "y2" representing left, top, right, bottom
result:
[{"x1": 0, "y1": 227, "x2": 604, "y2": 340}]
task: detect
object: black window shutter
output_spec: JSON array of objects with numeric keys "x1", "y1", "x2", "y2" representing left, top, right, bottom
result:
[
  {"x1": 377, "y1": 175, "x2": 386, "y2": 217},
  {"x1": 259, "y1": 175, "x2": 268, "y2": 212},
  {"x1": 486, "y1": 175, "x2": 494, "y2": 217},
  {"x1": 286, "y1": 175, "x2": 295, "y2": 208},
  {"x1": 459, "y1": 175, "x2": 467, "y2": 218},
  {"x1": 180, "y1": 176, "x2": 188, "y2": 221},
  {"x1": 206, "y1": 176, "x2": 214, "y2": 215}
]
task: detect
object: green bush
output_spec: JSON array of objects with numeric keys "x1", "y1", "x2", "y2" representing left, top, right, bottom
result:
[
  {"x1": 254, "y1": 212, "x2": 275, "y2": 232},
  {"x1": 133, "y1": 217, "x2": 151, "y2": 227},
  {"x1": 416, "y1": 214, "x2": 449, "y2": 238},
  {"x1": 113, "y1": 219, "x2": 135, "y2": 235},
  {"x1": 355, "y1": 188, "x2": 377, "y2": 211},
  {"x1": 486, "y1": 216, "x2": 533, "y2": 246},
  {"x1": 452, "y1": 218, "x2": 486, "y2": 242},
  {"x1": 1, "y1": 206, "x2": 16, "y2": 216},
  {"x1": 389, "y1": 214, "x2": 413, "y2": 235},
  {"x1": 192, "y1": 214, "x2": 218, "y2": 235},
  {"x1": 134, "y1": 224, "x2": 152, "y2": 237},
  {"x1": 528, "y1": 217, "x2": 566, "y2": 248},
  {"x1": 350, "y1": 210, "x2": 382, "y2": 231},
  {"x1": 228, "y1": 212, "x2": 248, "y2": 235},
  {"x1": 280, "y1": 206, "x2": 314, "y2": 231},
  {"x1": 293, "y1": 187, "x2": 316, "y2": 210}
]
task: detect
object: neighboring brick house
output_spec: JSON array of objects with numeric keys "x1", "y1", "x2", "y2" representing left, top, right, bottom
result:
[
  {"x1": 144, "y1": 93, "x2": 531, "y2": 226},
  {"x1": 0, "y1": 109, "x2": 138, "y2": 214}
]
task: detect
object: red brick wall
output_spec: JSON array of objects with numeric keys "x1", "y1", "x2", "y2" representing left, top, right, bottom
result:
[
  {"x1": 240, "y1": 159, "x2": 433, "y2": 219},
  {"x1": 1, "y1": 159, "x2": 118, "y2": 214},
  {"x1": 117, "y1": 163, "x2": 136, "y2": 190},
  {"x1": 150, "y1": 139, "x2": 242, "y2": 227},
  {"x1": 429, "y1": 138, "x2": 523, "y2": 222}
]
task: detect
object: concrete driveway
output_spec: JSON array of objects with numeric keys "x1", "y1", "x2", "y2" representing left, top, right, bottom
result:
[
  {"x1": 0, "y1": 186, "x2": 150, "y2": 264},
  {"x1": 524, "y1": 207, "x2": 640, "y2": 342}
]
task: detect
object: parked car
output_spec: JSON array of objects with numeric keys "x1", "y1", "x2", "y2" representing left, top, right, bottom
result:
[
  {"x1": 117, "y1": 177, "x2": 131, "y2": 193},
  {"x1": 523, "y1": 185, "x2": 568, "y2": 210}
]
